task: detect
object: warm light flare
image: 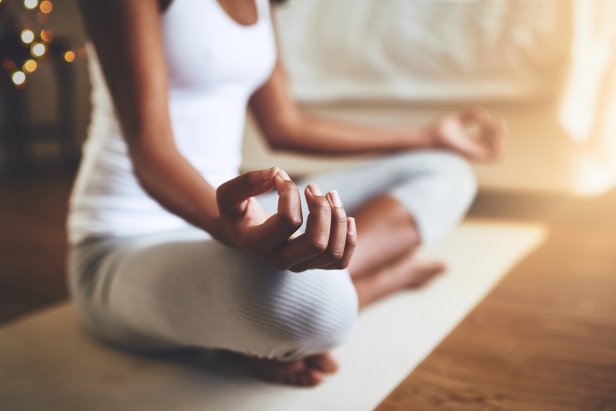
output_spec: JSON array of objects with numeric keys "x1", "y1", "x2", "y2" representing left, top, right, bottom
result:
[
  {"x1": 63, "y1": 51, "x2": 75, "y2": 63},
  {"x1": 40, "y1": 29, "x2": 52, "y2": 42},
  {"x1": 39, "y1": 0, "x2": 52, "y2": 14},
  {"x1": 573, "y1": 156, "x2": 616, "y2": 196},
  {"x1": 23, "y1": 59, "x2": 37, "y2": 73}
]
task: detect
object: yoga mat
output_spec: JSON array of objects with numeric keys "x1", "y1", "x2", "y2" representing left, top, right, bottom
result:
[{"x1": 0, "y1": 219, "x2": 545, "y2": 411}]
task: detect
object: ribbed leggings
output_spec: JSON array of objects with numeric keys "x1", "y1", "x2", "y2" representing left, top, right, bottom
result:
[{"x1": 68, "y1": 150, "x2": 477, "y2": 360}]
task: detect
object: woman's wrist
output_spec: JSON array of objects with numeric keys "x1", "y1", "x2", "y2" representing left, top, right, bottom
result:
[
  {"x1": 202, "y1": 213, "x2": 233, "y2": 246},
  {"x1": 397, "y1": 126, "x2": 437, "y2": 151}
]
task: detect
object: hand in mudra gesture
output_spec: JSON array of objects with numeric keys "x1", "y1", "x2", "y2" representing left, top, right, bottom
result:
[
  {"x1": 216, "y1": 167, "x2": 356, "y2": 272},
  {"x1": 430, "y1": 108, "x2": 507, "y2": 162}
]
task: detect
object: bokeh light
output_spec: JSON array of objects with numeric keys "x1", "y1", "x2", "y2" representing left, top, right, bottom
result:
[
  {"x1": 11, "y1": 71, "x2": 26, "y2": 86},
  {"x1": 39, "y1": 0, "x2": 52, "y2": 14},
  {"x1": 40, "y1": 30, "x2": 52, "y2": 42},
  {"x1": 20, "y1": 29, "x2": 35, "y2": 44},
  {"x1": 23, "y1": 0, "x2": 38, "y2": 10},
  {"x1": 23, "y1": 59, "x2": 38, "y2": 73},
  {"x1": 63, "y1": 51, "x2": 75, "y2": 63},
  {"x1": 31, "y1": 42, "x2": 46, "y2": 57}
]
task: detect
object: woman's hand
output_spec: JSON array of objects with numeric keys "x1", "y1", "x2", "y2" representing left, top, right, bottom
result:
[
  {"x1": 427, "y1": 108, "x2": 507, "y2": 162},
  {"x1": 216, "y1": 167, "x2": 357, "y2": 272}
]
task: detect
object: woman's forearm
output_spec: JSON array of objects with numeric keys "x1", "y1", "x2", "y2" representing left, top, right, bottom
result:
[
  {"x1": 250, "y1": 59, "x2": 434, "y2": 156},
  {"x1": 129, "y1": 139, "x2": 227, "y2": 242},
  {"x1": 269, "y1": 111, "x2": 434, "y2": 156}
]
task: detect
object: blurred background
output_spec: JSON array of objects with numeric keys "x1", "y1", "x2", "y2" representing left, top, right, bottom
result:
[{"x1": 1, "y1": 0, "x2": 615, "y2": 325}]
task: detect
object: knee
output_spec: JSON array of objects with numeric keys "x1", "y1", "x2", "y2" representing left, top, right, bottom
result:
[
  {"x1": 432, "y1": 151, "x2": 478, "y2": 205},
  {"x1": 388, "y1": 150, "x2": 477, "y2": 244},
  {"x1": 392, "y1": 149, "x2": 477, "y2": 207},
  {"x1": 245, "y1": 271, "x2": 359, "y2": 359}
]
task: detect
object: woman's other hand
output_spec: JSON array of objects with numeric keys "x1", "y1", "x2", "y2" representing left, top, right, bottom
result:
[
  {"x1": 428, "y1": 108, "x2": 507, "y2": 162},
  {"x1": 216, "y1": 168, "x2": 357, "y2": 272}
]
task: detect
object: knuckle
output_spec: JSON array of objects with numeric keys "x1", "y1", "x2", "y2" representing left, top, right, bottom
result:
[
  {"x1": 346, "y1": 234, "x2": 357, "y2": 248},
  {"x1": 247, "y1": 170, "x2": 262, "y2": 186},
  {"x1": 280, "y1": 212, "x2": 302, "y2": 230},
  {"x1": 281, "y1": 179, "x2": 298, "y2": 191},
  {"x1": 332, "y1": 205, "x2": 347, "y2": 217},
  {"x1": 326, "y1": 248, "x2": 344, "y2": 261},
  {"x1": 334, "y1": 213, "x2": 347, "y2": 228},
  {"x1": 309, "y1": 237, "x2": 328, "y2": 253},
  {"x1": 312, "y1": 197, "x2": 330, "y2": 211}
]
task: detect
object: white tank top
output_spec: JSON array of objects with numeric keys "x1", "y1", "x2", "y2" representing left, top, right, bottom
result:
[{"x1": 68, "y1": 0, "x2": 276, "y2": 244}]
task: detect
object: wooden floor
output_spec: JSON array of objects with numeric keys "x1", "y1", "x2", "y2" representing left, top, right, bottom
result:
[
  {"x1": 1, "y1": 168, "x2": 615, "y2": 410},
  {"x1": 0, "y1": 167, "x2": 73, "y2": 325},
  {"x1": 378, "y1": 191, "x2": 616, "y2": 410}
]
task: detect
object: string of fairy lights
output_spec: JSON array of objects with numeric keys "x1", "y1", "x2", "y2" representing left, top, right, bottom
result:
[{"x1": 1, "y1": 0, "x2": 85, "y2": 89}]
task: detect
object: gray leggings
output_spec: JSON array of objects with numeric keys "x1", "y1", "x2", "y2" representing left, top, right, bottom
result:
[{"x1": 68, "y1": 150, "x2": 476, "y2": 360}]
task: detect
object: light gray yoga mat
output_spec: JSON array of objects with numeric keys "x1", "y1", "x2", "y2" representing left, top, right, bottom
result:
[{"x1": 0, "y1": 220, "x2": 545, "y2": 411}]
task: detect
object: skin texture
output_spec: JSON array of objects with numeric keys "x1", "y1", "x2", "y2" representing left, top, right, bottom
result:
[{"x1": 77, "y1": 0, "x2": 507, "y2": 387}]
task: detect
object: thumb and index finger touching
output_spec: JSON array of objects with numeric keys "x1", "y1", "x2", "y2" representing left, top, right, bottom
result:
[
  {"x1": 458, "y1": 108, "x2": 508, "y2": 161},
  {"x1": 216, "y1": 166, "x2": 280, "y2": 219},
  {"x1": 216, "y1": 166, "x2": 306, "y2": 250}
]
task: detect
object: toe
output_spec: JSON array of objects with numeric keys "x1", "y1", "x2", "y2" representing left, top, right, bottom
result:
[
  {"x1": 305, "y1": 353, "x2": 338, "y2": 374},
  {"x1": 407, "y1": 260, "x2": 446, "y2": 288},
  {"x1": 296, "y1": 369, "x2": 324, "y2": 387}
]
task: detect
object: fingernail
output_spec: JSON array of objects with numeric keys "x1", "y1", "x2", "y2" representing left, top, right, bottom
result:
[
  {"x1": 347, "y1": 217, "x2": 356, "y2": 234},
  {"x1": 277, "y1": 169, "x2": 291, "y2": 181},
  {"x1": 308, "y1": 183, "x2": 322, "y2": 196},
  {"x1": 329, "y1": 190, "x2": 342, "y2": 207},
  {"x1": 263, "y1": 166, "x2": 278, "y2": 181}
]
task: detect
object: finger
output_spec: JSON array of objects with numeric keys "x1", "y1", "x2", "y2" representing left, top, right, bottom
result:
[
  {"x1": 449, "y1": 120, "x2": 492, "y2": 161},
  {"x1": 289, "y1": 190, "x2": 347, "y2": 272},
  {"x1": 458, "y1": 109, "x2": 503, "y2": 160},
  {"x1": 217, "y1": 167, "x2": 278, "y2": 219},
  {"x1": 477, "y1": 112, "x2": 507, "y2": 160},
  {"x1": 275, "y1": 183, "x2": 332, "y2": 269},
  {"x1": 250, "y1": 170, "x2": 303, "y2": 250},
  {"x1": 461, "y1": 108, "x2": 495, "y2": 136},
  {"x1": 463, "y1": 108, "x2": 500, "y2": 139},
  {"x1": 460, "y1": 107, "x2": 492, "y2": 125},
  {"x1": 325, "y1": 217, "x2": 357, "y2": 270}
]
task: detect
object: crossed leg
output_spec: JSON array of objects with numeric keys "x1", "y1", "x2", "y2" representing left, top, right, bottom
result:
[
  {"x1": 69, "y1": 151, "x2": 476, "y2": 387},
  {"x1": 246, "y1": 150, "x2": 477, "y2": 385},
  {"x1": 245, "y1": 195, "x2": 446, "y2": 386},
  {"x1": 349, "y1": 195, "x2": 446, "y2": 308}
]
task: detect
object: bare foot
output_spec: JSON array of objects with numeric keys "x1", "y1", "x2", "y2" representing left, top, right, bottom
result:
[
  {"x1": 399, "y1": 258, "x2": 447, "y2": 288},
  {"x1": 241, "y1": 352, "x2": 338, "y2": 387},
  {"x1": 353, "y1": 256, "x2": 447, "y2": 308}
]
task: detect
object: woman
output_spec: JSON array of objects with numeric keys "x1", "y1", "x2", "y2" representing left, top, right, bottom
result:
[{"x1": 69, "y1": 0, "x2": 505, "y2": 387}]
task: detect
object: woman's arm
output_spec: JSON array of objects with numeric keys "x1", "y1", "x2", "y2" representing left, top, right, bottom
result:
[
  {"x1": 250, "y1": 61, "x2": 506, "y2": 161},
  {"x1": 250, "y1": 2, "x2": 506, "y2": 159},
  {"x1": 78, "y1": 0, "x2": 355, "y2": 270},
  {"x1": 249, "y1": 60, "x2": 430, "y2": 156},
  {"x1": 79, "y1": 0, "x2": 228, "y2": 239}
]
